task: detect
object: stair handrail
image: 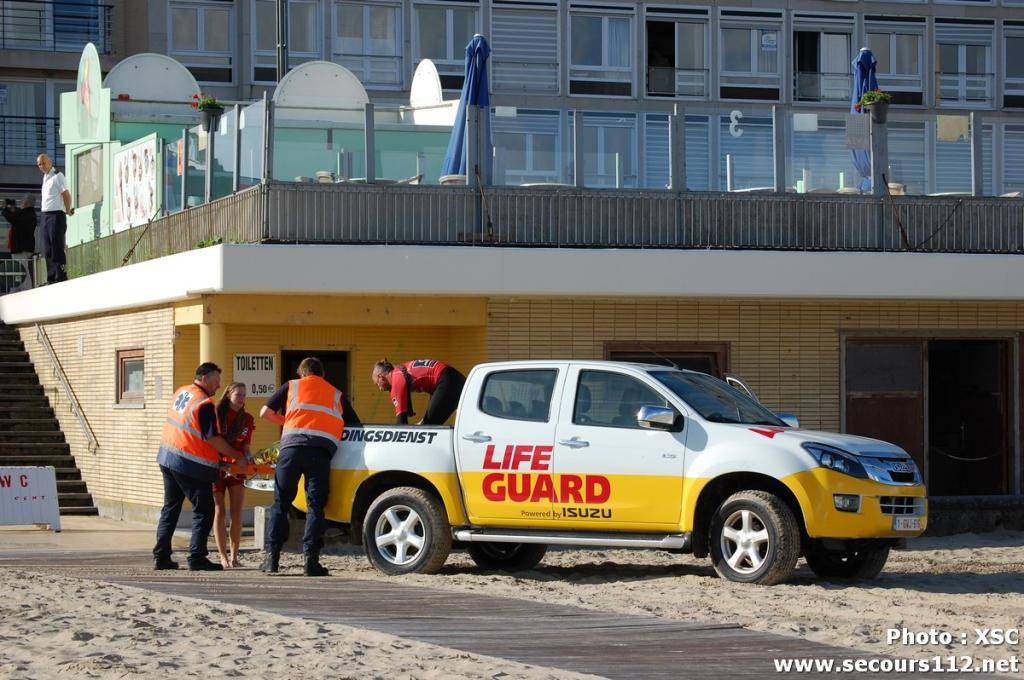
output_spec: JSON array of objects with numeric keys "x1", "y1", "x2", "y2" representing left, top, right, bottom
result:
[{"x1": 34, "y1": 323, "x2": 98, "y2": 453}]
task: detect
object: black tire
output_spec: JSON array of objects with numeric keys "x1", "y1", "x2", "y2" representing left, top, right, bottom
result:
[
  {"x1": 467, "y1": 543, "x2": 547, "y2": 572},
  {"x1": 709, "y1": 490, "x2": 801, "y2": 586},
  {"x1": 805, "y1": 545, "x2": 890, "y2": 580},
  {"x1": 362, "y1": 486, "x2": 452, "y2": 575}
]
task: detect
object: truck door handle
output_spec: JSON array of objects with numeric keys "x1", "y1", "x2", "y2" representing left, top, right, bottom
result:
[
  {"x1": 558, "y1": 437, "x2": 590, "y2": 449},
  {"x1": 461, "y1": 432, "x2": 492, "y2": 443}
]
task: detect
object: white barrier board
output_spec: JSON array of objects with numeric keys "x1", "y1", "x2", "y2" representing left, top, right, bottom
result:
[{"x1": 0, "y1": 466, "x2": 61, "y2": 531}]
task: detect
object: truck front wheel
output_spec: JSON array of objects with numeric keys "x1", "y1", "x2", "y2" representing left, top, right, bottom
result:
[
  {"x1": 709, "y1": 490, "x2": 800, "y2": 585},
  {"x1": 805, "y1": 544, "x2": 890, "y2": 580},
  {"x1": 362, "y1": 486, "x2": 452, "y2": 575},
  {"x1": 467, "y1": 543, "x2": 547, "y2": 572}
]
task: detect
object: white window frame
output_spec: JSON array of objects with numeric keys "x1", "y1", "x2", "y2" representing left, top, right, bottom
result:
[
  {"x1": 490, "y1": 3, "x2": 561, "y2": 95},
  {"x1": 642, "y1": 12, "x2": 709, "y2": 100},
  {"x1": 792, "y1": 27, "x2": 853, "y2": 104},
  {"x1": 717, "y1": 15, "x2": 782, "y2": 102},
  {"x1": 167, "y1": 0, "x2": 236, "y2": 85},
  {"x1": 570, "y1": 112, "x2": 639, "y2": 187},
  {"x1": 1004, "y1": 31, "x2": 1024, "y2": 104},
  {"x1": 413, "y1": 2, "x2": 480, "y2": 83},
  {"x1": 936, "y1": 41, "x2": 993, "y2": 108},
  {"x1": 331, "y1": 1, "x2": 403, "y2": 89},
  {"x1": 251, "y1": 0, "x2": 323, "y2": 84},
  {"x1": 568, "y1": 9, "x2": 635, "y2": 98}
]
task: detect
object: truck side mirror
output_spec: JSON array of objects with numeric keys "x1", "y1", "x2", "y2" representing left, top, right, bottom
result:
[
  {"x1": 637, "y1": 405, "x2": 680, "y2": 431},
  {"x1": 776, "y1": 412, "x2": 799, "y2": 428}
]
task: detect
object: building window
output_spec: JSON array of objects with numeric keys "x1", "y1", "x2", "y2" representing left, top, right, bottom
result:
[
  {"x1": 332, "y1": 1, "x2": 402, "y2": 88},
  {"x1": 117, "y1": 349, "x2": 145, "y2": 404},
  {"x1": 492, "y1": 109, "x2": 562, "y2": 185},
  {"x1": 414, "y1": 3, "x2": 478, "y2": 91},
  {"x1": 793, "y1": 31, "x2": 851, "y2": 103},
  {"x1": 253, "y1": 0, "x2": 322, "y2": 83},
  {"x1": 1004, "y1": 34, "x2": 1024, "y2": 108},
  {"x1": 569, "y1": 11, "x2": 634, "y2": 97},
  {"x1": 866, "y1": 28, "x2": 924, "y2": 105},
  {"x1": 934, "y1": 21, "x2": 994, "y2": 108},
  {"x1": 646, "y1": 18, "x2": 708, "y2": 98},
  {"x1": 604, "y1": 341, "x2": 729, "y2": 376},
  {"x1": 169, "y1": 0, "x2": 234, "y2": 83},
  {"x1": 570, "y1": 112, "x2": 638, "y2": 188},
  {"x1": 491, "y1": 3, "x2": 559, "y2": 94},
  {"x1": 718, "y1": 15, "x2": 782, "y2": 101}
]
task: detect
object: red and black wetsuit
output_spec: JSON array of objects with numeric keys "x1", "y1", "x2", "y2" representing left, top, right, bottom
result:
[{"x1": 389, "y1": 360, "x2": 466, "y2": 425}]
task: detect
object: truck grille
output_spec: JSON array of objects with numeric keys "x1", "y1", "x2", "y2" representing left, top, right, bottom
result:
[{"x1": 879, "y1": 496, "x2": 924, "y2": 516}]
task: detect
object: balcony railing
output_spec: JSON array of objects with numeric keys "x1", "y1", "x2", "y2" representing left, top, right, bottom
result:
[
  {"x1": 0, "y1": 0, "x2": 112, "y2": 53},
  {"x1": 58, "y1": 182, "x2": 1024, "y2": 284},
  {"x1": 794, "y1": 72, "x2": 853, "y2": 103},
  {"x1": 0, "y1": 116, "x2": 62, "y2": 165},
  {"x1": 646, "y1": 67, "x2": 709, "y2": 98},
  {"x1": 936, "y1": 71, "x2": 994, "y2": 106}
]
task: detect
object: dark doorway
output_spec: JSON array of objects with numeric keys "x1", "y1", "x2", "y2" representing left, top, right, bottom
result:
[
  {"x1": 280, "y1": 350, "x2": 350, "y2": 394},
  {"x1": 646, "y1": 20, "x2": 675, "y2": 96},
  {"x1": 845, "y1": 340, "x2": 926, "y2": 471},
  {"x1": 927, "y1": 339, "x2": 1009, "y2": 496},
  {"x1": 605, "y1": 341, "x2": 728, "y2": 377}
]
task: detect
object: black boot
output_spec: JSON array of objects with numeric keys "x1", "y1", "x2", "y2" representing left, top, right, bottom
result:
[
  {"x1": 304, "y1": 552, "x2": 329, "y2": 577},
  {"x1": 259, "y1": 550, "x2": 280, "y2": 573},
  {"x1": 154, "y1": 557, "x2": 179, "y2": 571}
]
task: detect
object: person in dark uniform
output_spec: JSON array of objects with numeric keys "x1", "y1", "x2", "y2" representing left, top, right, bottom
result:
[
  {"x1": 371, "y1": 358, "x2": 466, "y2": 425},
  {"x1": 258, "y1": 357, "x2": 359, "y2": 576},
  {"x1": 153, "y1": 362, "x2": 246, "y2": 571}
]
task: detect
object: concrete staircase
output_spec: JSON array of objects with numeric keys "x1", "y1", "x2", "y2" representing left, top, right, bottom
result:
[{"x1": 0, "y1": 323, "x2": 98, "y2": 516}]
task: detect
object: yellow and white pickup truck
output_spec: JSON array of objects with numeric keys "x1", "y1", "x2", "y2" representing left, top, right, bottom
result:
[{"x1": 296, "y1": 360, "x2": 927, "y2": 585}]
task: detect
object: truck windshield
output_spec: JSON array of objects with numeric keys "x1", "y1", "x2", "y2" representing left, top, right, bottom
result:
[{"x1": 651, "y1": 371, "x2": 785, "y2": 426}]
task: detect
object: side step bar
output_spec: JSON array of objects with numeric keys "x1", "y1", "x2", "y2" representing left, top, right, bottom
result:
[{"x1": 454, "y1": 528, "x2": 690, "y2": 550}]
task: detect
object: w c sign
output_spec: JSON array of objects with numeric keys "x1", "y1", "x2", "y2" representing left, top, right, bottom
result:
[{"x1": 0, "y1": 466, "x2": 61, "y2": 531}]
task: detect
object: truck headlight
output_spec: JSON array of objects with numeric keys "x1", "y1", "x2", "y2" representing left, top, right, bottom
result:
[{"x1": 802, "y1": 443, "x2": 868, "y2": 479}]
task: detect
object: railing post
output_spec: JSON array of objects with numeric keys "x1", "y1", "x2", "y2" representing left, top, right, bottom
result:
[
  {"x1": 726, "y1": 154, "x2": 734, "y2": 192},
  {"x1": 204, "y1": 123, "x2": 215, "y2": 204},
  {"x1": 261, "y1": 93, "x2": 273, "y2": 183},
  {"x1": 573, "y1": 110, "x2": 584, "y2": 188},
  {"x1": 614, "y1": 153, "x2": 622, "y2": 188},
  {"x1": 668, "y1": 104, "x2": 685, "y2": 192},
  {"x1": 971, "y1": 111, "x2": 984, "y2": 197},
  {"x1": 364, "y1": 102, "x2": 375, "y2": 183},
  {"x1": 231, "y1": 103, "x2": 241, "y2": 192},
  {"x1": 869, "y1": 116, "x2": 888, "y2": 198},
  {"x1": 493, "y1": 147, "x2": 506, "y2": 186},
  {"x1": 466, "y1": 105, "x2": 477, "y2": 188},
  {"x1": 772, "y1": 105, "x2": 786, "y2": 193}
]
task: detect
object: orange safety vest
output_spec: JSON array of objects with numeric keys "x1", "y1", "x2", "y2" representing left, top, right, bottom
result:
[
  {"x1": 161, "y1": 384, "x2": 221, "y2": 470},
  {"x1": 281, "y1": 376, "x2": 345, "y2": 449}
]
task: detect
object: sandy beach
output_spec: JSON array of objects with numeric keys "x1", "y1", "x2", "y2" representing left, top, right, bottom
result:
[
  {"x1": 266, "y1": 531, "x2": 1024, "y2": 675},
  {"x1": 0, "y1": 568, "x2": 597, "y2": 680}
]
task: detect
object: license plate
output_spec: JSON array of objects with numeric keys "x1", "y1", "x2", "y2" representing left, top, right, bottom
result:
[{"x1": 893, "y1": 517, "x2": 922, "y2": 531}]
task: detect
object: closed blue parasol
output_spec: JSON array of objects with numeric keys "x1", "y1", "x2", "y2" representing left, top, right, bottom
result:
[
  {"x1": 850, "y1": 48, "x2": 878, "y2": 192},
  {"x1": 440, "y1": 34, "x2": 492, "y2": 182}
]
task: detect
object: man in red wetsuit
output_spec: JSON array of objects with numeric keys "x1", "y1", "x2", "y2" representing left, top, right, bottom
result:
[{"x1": 371, "y1": 359, "x2": 466, "y2": 425}]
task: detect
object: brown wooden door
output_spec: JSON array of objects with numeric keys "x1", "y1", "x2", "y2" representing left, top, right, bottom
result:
[{"x1": 844, "y1": 339, "x2": 926, "y2": 471}]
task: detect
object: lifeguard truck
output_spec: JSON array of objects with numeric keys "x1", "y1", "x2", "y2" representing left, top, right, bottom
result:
[{"x1": 296, "y1": 361, "x2": 926, "y2": 585}]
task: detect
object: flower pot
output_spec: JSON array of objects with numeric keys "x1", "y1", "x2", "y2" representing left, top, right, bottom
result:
[
  {"x1": 199, "y1": 105, "x2": 224, "y2": 132},
  {"x1": 865, "y1": 100, "x2": 889, "y2": 124}
]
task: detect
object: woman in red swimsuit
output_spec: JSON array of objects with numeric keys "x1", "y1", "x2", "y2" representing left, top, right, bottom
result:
[{"x1": 213, "y1": 382, "x2": 254, "y2": 568}]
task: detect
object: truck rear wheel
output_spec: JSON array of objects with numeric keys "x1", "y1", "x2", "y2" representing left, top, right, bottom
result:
[
  {"x1": 709, "y1": 490, "x2": 800, "y2": 585},
  {"x1": 467, "y1": 543, "x2": 547, "y2": 572},
  {"x1": 805, "y1": 545, "x2": 890, "y2": 580},
  {"x1": 362, "y1": 486, "x2": 452, "y2": 575}
]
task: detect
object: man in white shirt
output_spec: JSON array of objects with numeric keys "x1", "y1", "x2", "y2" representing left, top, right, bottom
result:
[{"x1": 36, "y1": 153, "x2": 74, "y2": 284}]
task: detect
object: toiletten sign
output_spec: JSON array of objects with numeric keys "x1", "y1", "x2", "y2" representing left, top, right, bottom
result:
[{"x1": 233, "y1": 354, "x2": 277, "y2": 398}]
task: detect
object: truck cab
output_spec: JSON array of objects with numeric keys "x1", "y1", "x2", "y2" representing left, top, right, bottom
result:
[{"x1": 304, "y1": 360, "x2": 927, "y2": 585}]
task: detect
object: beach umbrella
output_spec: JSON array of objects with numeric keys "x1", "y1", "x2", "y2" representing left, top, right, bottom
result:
[
  {"x1": 850, "y1": 48, "x2": 878, "y2": 192},
  {"x1": 440, "y1": 34, "x2": 492, "y2": 182}
]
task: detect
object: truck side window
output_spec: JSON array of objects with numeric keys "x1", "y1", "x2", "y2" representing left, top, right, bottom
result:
[
  {"x1": 574, "y1": 370, "x2": 671, "y2": 429},
  {"x1": 479, "y1": 370, "x2": 558, "y2": 422}
]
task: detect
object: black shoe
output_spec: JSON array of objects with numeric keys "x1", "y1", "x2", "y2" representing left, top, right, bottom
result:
[
  {"x1": 304, "y1": 553, "x2": 329, "y2": 577},
  {"x1": 259, "y1": 551, "x2": 280, "y2": 573},
  {"x1": 188, "y1": 558, "x2": 224, "y2": 571},
  {"x1": 154, "y1": 558, "x2": 179, "y2": 571}
]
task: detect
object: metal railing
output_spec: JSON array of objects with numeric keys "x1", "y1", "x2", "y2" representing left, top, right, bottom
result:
[
  {"x1": 0, "y1": 0, "x2": 112, "y2": 53},
  {"x1": 0, "y1": 116, "x2": 62, "y2": 165},
  {"x1": 35, "y1": 322, "x2": 98, "y2": 453},
  {"x1": 936, "y1": 72, "x2": 994, "y2": 105},
  {"x1": 794, "y1": 72, "x2": 854, "y2": 103},
  {"x1": 646, "y1": 67, "x2": 709, "y2": 98}
]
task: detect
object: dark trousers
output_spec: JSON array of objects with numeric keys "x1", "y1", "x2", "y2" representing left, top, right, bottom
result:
[
  {"x1": 266, "y1": 445, "x2": 331, "y2": 555},
  {"x1": 153, "y1": 465, "x2": 215, "y2": 564},
  {"x1": 41, "y1": 211, "x2": 67, "y2": 283},
  {"x1": 423, "y1": 366, "x2": 466, "y2": 425}
]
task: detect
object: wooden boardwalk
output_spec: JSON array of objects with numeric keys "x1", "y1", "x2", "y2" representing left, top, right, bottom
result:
[{"x1": 0, "y1": 550, "x2": 980, "y2": 679}]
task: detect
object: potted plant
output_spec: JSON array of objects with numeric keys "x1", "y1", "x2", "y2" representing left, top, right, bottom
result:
[
  {"x1": 858, "y1": 89, "x2": 892, "y2": 124},
  {"x1": 191, "y1": 92, "x2": 224, "y2": 132}
]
